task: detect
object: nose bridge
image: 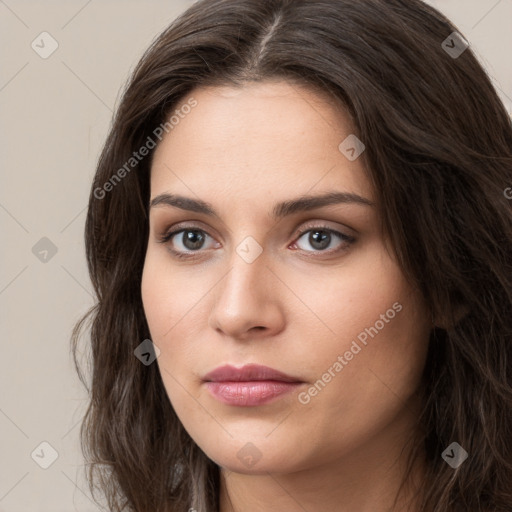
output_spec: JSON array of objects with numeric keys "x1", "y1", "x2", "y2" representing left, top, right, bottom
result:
[
  {"x1": 209, "y1": 235, "x2": 282, "y2": 336},
  {"x1": 220, "y1": 237, "x2": 269, "y2": 308}
]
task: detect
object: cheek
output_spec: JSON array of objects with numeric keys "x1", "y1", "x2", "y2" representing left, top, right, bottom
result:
[
  {"x1": 293, "y1": 244, "x2": 430, "y2": 412},
  {"x1": 291, "y1": 270, "x2": 430, "y2": 467},
  {"x1": 141, "y1": 258, "x2": 201, "y2": 421},
  {"x1": 283, "y1": 242, "x2": 414, "y2": 357},
  {"x1": 141, "y1": 250, "x2": 200, "y2": 338},
  {"x1": 140, "y1": 250, "x2": 210, "y2": 378}
]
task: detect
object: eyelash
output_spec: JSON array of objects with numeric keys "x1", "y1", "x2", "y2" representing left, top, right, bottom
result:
[{"x1": 157, "y1": 223, "x2": 356, "y2": 260}]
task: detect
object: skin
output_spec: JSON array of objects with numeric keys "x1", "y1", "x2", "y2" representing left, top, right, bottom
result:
[{"x1": 141, "y1": 80, "x2": 433, "y2": 511}]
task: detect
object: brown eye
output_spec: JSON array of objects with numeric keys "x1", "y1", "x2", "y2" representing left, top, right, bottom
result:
[{"x1": 171, "y1": 229, "x2": 207, "y2": 251}]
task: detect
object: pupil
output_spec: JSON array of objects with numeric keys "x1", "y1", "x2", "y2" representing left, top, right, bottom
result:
[
  {"x1": 310, "y1": 230, "x2": 330, "y2": 250},
  {"x1": 184, "y1": 230, "x2": 204, "y2": 250}
]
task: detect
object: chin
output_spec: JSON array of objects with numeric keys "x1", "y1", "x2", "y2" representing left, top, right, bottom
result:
[{"x1": 201, "y1": 440, "x2": 302, "y2": 475}]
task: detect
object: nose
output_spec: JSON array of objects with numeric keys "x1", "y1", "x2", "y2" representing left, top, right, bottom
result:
[{"x1": 208, "y1": 246, "x2": 286, "y2": 341}]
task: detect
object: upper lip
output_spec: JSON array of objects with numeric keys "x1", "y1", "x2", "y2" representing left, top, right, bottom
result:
[{"x1": 203, "y1": 364, "x2": 302, "y2": 383}]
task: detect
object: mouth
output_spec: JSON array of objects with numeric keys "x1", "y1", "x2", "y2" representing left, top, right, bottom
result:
[{"x1": 203, "y1": 364, "x2": 304, "y2": 407}]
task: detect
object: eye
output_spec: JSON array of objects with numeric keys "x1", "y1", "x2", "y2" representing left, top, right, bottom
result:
[
  {"x1": 291, "y1": 225, "x2": 355, "y2": 255},
  {"x1": 158, "y1": 228, "x2": 217, "y2": 259},
  {"x1": 157, "y1": 223, "x2": 356, "y2": 260}
]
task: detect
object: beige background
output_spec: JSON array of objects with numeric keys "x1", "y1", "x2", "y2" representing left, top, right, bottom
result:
[{"x1": 0, "y1": 0, "x2": 510, "y2": 510}]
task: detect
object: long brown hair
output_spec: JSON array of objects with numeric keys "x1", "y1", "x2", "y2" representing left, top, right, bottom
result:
[{"x1": 71, "y1": 0, "x2": 512, "y2": 510}]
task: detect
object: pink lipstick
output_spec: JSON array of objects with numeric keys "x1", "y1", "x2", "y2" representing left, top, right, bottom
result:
[{"x1": 203, "y1": 364, "x2": 303, "y2": 407}]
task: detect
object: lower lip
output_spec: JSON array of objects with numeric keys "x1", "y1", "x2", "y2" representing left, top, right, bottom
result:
[{"x1": 205, "y1": 380, "x2": 302, "y2": 406}]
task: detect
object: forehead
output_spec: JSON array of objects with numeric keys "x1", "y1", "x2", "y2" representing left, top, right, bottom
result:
[{"x1": 149, "y1": 80, "x2": 372, "y2": 205}]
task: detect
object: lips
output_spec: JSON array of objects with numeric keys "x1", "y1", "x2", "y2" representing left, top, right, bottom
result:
[
  {"x1": 203, "y1": 363, "x2": 301, "y2": 383},
  {"x1": 203, "y1": 364, "x2": 304, "y2": 407}
]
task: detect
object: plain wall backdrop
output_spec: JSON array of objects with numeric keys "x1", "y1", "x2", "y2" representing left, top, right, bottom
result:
[{"x1": 0, "y1": 0, "x2": 511, "y2": 510}]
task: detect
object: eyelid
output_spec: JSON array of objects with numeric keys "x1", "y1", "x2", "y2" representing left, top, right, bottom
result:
[
  {"x1": 157, "y1": 219, "x2": 218, "y2": 240},
  {"x1": 293, "y1": 219, "x2": 357, "y2": 239},
  {"x1": 157, "y1": 216, "x2": 356, "y2": 238}
]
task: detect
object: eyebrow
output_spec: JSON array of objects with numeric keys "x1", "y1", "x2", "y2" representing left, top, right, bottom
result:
[{"x1": 149, "y1": 191, "x2": 374, "y2": 220}]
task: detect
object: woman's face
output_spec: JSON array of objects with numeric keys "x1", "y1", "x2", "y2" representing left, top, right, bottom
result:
[{"x1": 141, "y1": 80, "x2": 432, "y2": 474}]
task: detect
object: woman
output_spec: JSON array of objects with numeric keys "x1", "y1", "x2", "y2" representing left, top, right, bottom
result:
[{"x1": 72, "y1": 0, "x2": 512, "y2": 510}]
